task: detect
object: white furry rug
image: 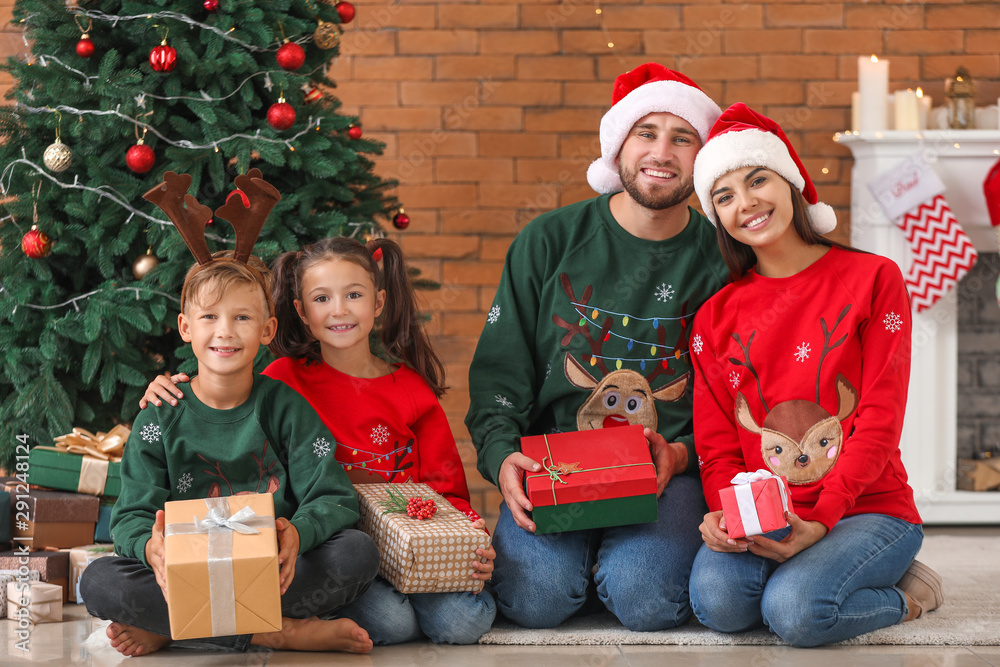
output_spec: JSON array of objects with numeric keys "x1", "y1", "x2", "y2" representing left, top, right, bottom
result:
[{"x1": 479, "y1": 534, "x2": 999, "y2": 646}]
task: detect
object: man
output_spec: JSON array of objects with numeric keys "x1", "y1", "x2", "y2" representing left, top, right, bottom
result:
[{"x1": 465, "y1": 64, "x2": 728, "y2": 631}]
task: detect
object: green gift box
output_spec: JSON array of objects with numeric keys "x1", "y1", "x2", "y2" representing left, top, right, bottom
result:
[{"x1": 27, "y1": 447, "x2": 121, "y2": 498}]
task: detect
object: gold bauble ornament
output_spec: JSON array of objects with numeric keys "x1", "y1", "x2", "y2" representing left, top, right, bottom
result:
[
  {"x1": 313, "y1": 21, "x2": 341, "y2": 50},
  {"x1": 132, "y1": 247, "x2": 160, "y2": 280},
  {"x1": 43, "y1": 139, "x2": 73, "y2": 172}
]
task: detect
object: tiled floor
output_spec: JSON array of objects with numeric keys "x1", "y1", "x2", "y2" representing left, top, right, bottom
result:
[{"x1": 3, "y1": 527, "x2": 999, "y2": 666}]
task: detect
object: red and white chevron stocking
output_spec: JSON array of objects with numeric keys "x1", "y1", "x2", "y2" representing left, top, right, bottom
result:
[{"x1": 895, "y1": 194, "x2": 978, "y2": 313}]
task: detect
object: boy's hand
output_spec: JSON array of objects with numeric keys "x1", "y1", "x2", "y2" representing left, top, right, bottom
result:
[
  {"x1": 139, "y1": 373, "x2": 190, "y2": 409},
  {"x1": 145, "y1": 510, "x2": 168, "y2": 598},
  {"x1": 498, "y1": 452, "x2": 540, "y2": 533},
  {"x1": 643, "y1": 428, "x2": 687, "y2": 497},
  {"x1": 469, "y1": 518, "x2": 495, "y2": 586},
  {"x1": 275, "y1": 518, "x2": 299, "y2": 595}
]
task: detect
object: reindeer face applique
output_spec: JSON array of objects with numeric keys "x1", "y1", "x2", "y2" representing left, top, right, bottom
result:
[
  {"x1": 730, "y1": 306, "x2": 859, "y2": 484},
  {"x1": 553, "y1": 274, "x2": 690, "y2": 432},
  {"x1": 735, "y1": 376, "x2": 858, "y2": 484}
]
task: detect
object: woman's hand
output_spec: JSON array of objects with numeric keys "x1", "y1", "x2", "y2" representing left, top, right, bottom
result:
[
  {"x1": 469, "y1": 518, "x2": 496, "y2": 586},
  {"x1": 746, "y1": 511, "x2": 828, "y2": 563},
  {"x1": 699, "y1": 510, "x2": 753, "y2": 553},
  {"x1": 139, "y1": 373, "x2": 190, "y2": 409}
]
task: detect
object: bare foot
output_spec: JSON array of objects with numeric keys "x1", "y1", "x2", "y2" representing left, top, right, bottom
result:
[
  {"x1": 251, "y1": 616, "x2": 373, "y2": 653},
  {"x1": 106, "y1": 622, "x2": 172, "y2": 656}
]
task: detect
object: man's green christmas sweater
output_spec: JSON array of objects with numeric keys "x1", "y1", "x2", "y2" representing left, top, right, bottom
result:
[
  {"x1": 113, "y1": 375, "x2": 359, "y2": 567},
  {"x1": 466, "y1": 194, "x2": 729, "y2": 486}
]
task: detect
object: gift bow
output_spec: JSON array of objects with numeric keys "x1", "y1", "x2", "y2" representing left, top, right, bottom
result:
[
  {"x1": 194, "y1": 505, "x2": 263, "y2": 535},
  {"x1": 730, "y1": 469, "x2": 778, "y2": 485}
]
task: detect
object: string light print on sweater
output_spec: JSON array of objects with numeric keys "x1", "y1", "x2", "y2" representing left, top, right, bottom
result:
[
  {"x1": 552, "y1": 273, "x2": 691, "y2": 432},
  {"x1": 727, "y1": 306, "x2": 860, "y2": 485},
  {"x1": 338, "y1": 431, "x2": 415, "y2": 483}
]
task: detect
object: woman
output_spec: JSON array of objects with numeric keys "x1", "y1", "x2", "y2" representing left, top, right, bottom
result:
[{"x1": 686, "y1": 103, "x2": 943, "y2": 647}]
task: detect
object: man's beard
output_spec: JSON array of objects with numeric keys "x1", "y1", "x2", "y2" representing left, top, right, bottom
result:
[{"x1": 619, "y1": 163, "x2": 695, "y2": 211}]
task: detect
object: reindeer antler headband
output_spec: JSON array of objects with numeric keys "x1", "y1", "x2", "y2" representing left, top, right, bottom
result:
[{"x1": 143, "y1": 168, "x2": 281, "y2": 309}]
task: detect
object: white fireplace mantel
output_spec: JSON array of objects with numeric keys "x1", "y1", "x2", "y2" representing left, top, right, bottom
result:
[{"x1": 837, "y1": 130, "x2": 1000, "y2": 524}]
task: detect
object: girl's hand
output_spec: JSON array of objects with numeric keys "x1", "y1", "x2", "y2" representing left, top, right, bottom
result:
[
  {"x1": 699, "y1": 510, "x2": 753, "y2": 553},
  {"x1": 469, "y1": 518, "x2": 495, "y2": 585},
  {"x1": 275, "y1": 518, "x2": 300, "y2": 594},
  {"x1": 139, "y1": 373, "x2": 190, "y2": 409},
  {"x1": 746, "y1": 511, "x2": 828, "y2": 563}
]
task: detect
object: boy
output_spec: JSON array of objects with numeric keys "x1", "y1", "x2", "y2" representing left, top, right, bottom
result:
[{"x1": 80, "y1": 254, "x2": 379, "y2": 656}]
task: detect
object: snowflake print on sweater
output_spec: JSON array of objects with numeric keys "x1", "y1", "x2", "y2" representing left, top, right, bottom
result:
[
  {"x1": 884, "y1": 311, "x2": 903, "y2": 333},
  {"x1": 370, "y1": 424, "x2": 390, "y2": 446},
  {"x1": 141, "y1": 423, "x2": 161, "y2": 443},
  {"x1": 313, "y1": 438, "x2": 331, "y2": 458},
  {"x1": 495, "y1": 394, "x2": 513, "y2": 409},
  {"x1": 177, "y1": 472, "x2": 193, "y2": 494},
  {"x1": 692, "y1": 334, "x2": 703, "y2": 354},
  {"x1": 795, "y1": 342, "x2": 811, "y2": 362},
  {"x1": 729, "y1": 370, "x2": 741, "y2": 389},
  {"x1": 656, "y1": 283, "x2": 675, "y2": 302},
  {"x1": 487, "y1": 305, "x2": 501, "y2": 324}
]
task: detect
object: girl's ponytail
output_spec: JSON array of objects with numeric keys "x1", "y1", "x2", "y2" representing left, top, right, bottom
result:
[
  {"x1": 269, "y1": 250, "x2": 322, "y2": 363},
  {"x1": 367, "y1": 237, "x2": 447, "y2": 397}
]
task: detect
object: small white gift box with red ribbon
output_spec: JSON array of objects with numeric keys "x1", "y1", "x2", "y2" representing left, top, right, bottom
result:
[{"x1": 719, "y1": 469, "x2": 794, "y2": 539}]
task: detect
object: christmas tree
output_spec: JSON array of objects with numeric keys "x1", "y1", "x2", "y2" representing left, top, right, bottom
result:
[{"x1": 0, "y1": 0, "x2": 397, "y2": 469}]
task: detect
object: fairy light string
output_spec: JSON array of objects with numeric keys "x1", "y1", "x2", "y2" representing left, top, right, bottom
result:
[{"x1": 569, "y1": 300, "x2": 693, "y2": 370}]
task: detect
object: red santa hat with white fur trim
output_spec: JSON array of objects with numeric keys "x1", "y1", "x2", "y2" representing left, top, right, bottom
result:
[
  {"x1": 587, "y1": 63, "x2": 722, "y2": 194},
  {"x1": 693, "y1": 103, "x2": 837, "y2": 234}
]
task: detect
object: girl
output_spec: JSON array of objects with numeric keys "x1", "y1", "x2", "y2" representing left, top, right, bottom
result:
[
  {"x1": 142, "y1": 237, "x2": 496, "y2": 645},
  {"x1": 685, "y1": 103, "x2": 943, "y2": 647}
]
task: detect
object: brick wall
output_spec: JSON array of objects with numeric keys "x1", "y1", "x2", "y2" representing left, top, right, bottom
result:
[{"x1": 4, "y1": 2, "x2": 1000, "y2": 530}]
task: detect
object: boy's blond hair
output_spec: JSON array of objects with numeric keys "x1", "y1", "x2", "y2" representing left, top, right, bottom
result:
[{"x1": 181, "y1": 251, "x2": 274, "y2": 316}]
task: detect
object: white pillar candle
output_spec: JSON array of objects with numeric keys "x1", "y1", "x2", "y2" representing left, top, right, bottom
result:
[
  {"x1": 916, "y1": 88, "x2": 931, "y2": 130},
  {"x1": 858, "y1": 55, "x2": 889, "y2": 132},
  {"x1": 851, "y1": 91, "x2": 860, "y2": 132},
  {"x1": 894, "y1": 89, "x2": 920, "y2": 131}
]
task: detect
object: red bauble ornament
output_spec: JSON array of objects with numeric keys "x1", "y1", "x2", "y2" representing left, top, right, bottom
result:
[
  {"x1": 276, "y1": 41, "x2": 305, "y2": 71},
  {"x1": 267, "y1": 99, "x2": 296, "y2": 131},
  {"x1": 203, "y1": 0, "x2": 220, "y2": 11},
  {"x1": 392, "y1": 209, "x2": 410, "y2": 230},
  {"x1": 21, "y1": 225, "x2": 52, "y2": 259},
  {"x1": 149, "y1": 42, "x2": 177, "y2": 72},
  {"x1": 76, "y1": 35, "x2": 95, "y2": 58},
  {"x1": 302, "y1": 85, "x2": 321, "y2": 105},
  {"x1": 348, "y1": 124, "x2": 363, "y2": 140},
  {"x1": 126, "y1": 142, "x2": 156, "y2": 174},
  {"x1": 335, "y1": 1, "x2": 356, "y2": 23}
]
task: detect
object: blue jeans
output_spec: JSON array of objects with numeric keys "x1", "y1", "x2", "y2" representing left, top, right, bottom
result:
[
  {"x1": 338, "y1": 575, "x2": 497, "y2": 645},
  {"x1": 689, "y1": 513, "x2": 923, "y2": 647},
  {"x1": 491, "y1": 474, "x2": 706, "y2": 631}
]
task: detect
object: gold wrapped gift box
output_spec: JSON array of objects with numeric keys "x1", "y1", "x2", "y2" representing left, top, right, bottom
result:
[{"x1": 164, "y1": 493, "x2": 281, "y2": 640}]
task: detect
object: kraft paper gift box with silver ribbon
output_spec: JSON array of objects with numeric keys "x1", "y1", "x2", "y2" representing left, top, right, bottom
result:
[
  {"x1": 164, "y1": 493, "x2": 281, "y2": 640},
  {"x1": 719, "y1": 469, "x2": 795, "y2": 540},
  {"x1": 354, "y1": 482, "x2": 490, "y2": 594},
  {"x1": 6, "y1": 581, "x2": 62, "y2": 624}
]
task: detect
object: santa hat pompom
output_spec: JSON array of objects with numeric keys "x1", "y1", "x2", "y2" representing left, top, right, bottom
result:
[
  {"x1": 693, "y1": 103, "x2": 837, "y2": 234},
  {"x1": 587, "y1": 63, "x2": 722, "y2": 194}
]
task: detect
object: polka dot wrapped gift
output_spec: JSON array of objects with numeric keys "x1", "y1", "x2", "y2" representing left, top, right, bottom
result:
[{"x1": 354, "y1": 482, "x2": 490, "y2": 594}]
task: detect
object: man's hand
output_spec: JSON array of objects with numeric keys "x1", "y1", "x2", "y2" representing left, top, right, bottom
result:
[
  {"x1": 699, "y1": 510, "x2": 754, "y2": 553},
  {"x1": 275, "y1": 518, "x2": 300, "y2": 594},
  {"x1": 145, "y1": 510, "x2": 168, "y2": 598},
  {"x1": 747, "y1": 512, "x2": 828, "y2": 563},
  {"x1": 469, "y1": 518, "x2": 496, "y2": 585},
  {"x1": 498, "y1": 452, "x2": 541, "y2": 533},
  {"x1": 139, "y1": 373, "x2": 190, "y2": 409},
  {"x1": 644, "y1": 428, "x2": 687, "y2": 497}
]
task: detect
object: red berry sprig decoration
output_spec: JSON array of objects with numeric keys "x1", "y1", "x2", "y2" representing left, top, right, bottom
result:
[{"x1": 380, "y1": 484, "x2": 438, "y2": 520}]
